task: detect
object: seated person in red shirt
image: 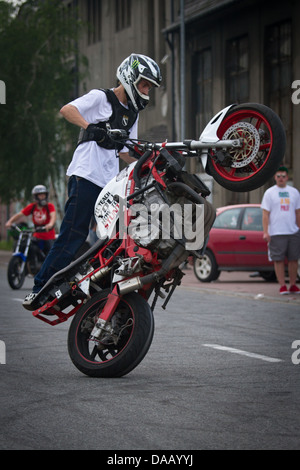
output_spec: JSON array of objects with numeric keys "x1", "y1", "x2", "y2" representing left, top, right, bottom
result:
[{"x1": 6, "y1": 185, "x2": 56, "y2": 254}]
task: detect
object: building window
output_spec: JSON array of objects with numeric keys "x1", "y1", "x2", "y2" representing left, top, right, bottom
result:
[
  {"x1": 62, "y1": 1, "x2": 77, "y2": 53},
  {"x1": 226, "y1": 35, "x2": 249, "y2": 104},
  {"x1": 87, "y1": 0, "x2": 101, "y2": 45},
  {"x1": 147, "y1": 0, "x2": 155, "y2": 58},
  {"x1": 116, "y1": 0, "x2": 131, "y2": 31},
  {"x1": 265, "y1": 21, "x2": 292, "y2": 167},
  {"x1": 194, "y1": 48, "x2": 212, "y2": 135}
]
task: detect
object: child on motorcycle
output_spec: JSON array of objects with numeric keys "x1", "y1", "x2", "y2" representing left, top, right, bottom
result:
[{"x1": 5, "y1": 184, "x2": 56, "y2": 255}]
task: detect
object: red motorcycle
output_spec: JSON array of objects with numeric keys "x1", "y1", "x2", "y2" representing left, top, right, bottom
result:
[{"x1": 28, "y1": 103, "x2": 286, "y2": 377}]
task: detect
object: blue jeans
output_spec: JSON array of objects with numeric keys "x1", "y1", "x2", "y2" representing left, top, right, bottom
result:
[{"x1": 33, "y1": 176, "x2": 102, "y2": 293}]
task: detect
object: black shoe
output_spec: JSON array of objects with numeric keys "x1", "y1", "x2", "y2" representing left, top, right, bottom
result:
[{"x1": 23, "y1": 292, "x2": 38, "y2": 311}]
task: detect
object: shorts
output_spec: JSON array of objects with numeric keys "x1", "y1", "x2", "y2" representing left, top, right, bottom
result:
[{"x1": 268, "y1": 230, "x2": 300, "y2": 261}]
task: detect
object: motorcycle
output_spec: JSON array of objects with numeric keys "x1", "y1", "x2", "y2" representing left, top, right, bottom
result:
[
  {"x1": 27, "y1": 103, "x2": 286, "y2": 377},
  {"x1": 7, "y1": 224, "x2": 48, "y2": 289}
]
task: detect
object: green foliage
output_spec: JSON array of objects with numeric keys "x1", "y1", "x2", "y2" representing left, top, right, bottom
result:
[
  {"x1": 0, "y1": 0, "x2": 87, "y2": 203},
  {"x1": 0, "y1": 239, "x2": 13, "y2": 251}
]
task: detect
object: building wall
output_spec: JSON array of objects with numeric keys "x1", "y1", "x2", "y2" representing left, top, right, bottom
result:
[
  {"x1": 75, "y1": 0, "x2": 299, "y2": 208},
  {"x1": 164, "y1": 0, "x2": 300, "y2": 207}
]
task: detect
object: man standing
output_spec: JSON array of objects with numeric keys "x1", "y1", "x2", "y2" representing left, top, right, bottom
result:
[
  {"x1": 261, "y1": 166, "x2": 300, "y2": 294},
  {"x1": 23, "y1": 53, "x2": 162, "y2": 310}
]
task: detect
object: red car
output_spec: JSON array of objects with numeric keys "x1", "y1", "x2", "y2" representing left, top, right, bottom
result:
[{"x1": 193, "y1": 204, "x2": 276, "y2": 282}]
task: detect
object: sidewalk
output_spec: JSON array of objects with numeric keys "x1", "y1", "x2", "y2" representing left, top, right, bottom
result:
[
  {"x1": 179, "y1": 265, "x2": 300, "y2": 305},
  {"x1": 1, "y1": 250, "x2": 299, "y2": 305}
]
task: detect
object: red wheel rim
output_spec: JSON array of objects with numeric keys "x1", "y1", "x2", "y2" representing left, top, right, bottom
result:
[
  {"x1": 211, "y1": 109, "x2": 273, "y2": 182},
  {"x1": 75, "y1": 296, "x2": 134, "y2": 365}
]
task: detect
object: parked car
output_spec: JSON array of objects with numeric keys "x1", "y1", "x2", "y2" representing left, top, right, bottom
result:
[{"x1": 193, "y1": 204, "x2": 299, "y2": 282}]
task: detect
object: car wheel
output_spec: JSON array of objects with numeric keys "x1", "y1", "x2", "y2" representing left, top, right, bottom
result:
[{"x1": 193, "y1": 250, "x2": 220, "y2": 282}]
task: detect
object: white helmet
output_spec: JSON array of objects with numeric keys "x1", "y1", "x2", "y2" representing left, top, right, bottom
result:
[
  {"x1": 32, "y1": 185, "x2": 48, "y2": 206},
  {"x1": 117, "y1": 53, "x2": 162, "y2": 112}
]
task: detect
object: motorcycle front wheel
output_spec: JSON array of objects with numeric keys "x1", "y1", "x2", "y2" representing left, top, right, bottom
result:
[
  {"x1": 68, "y1": 289, "x2": 154, "y2": 378},
  {"x1": 7, "y1": 256, "x2": 26, "y2": 289},
  {"x1": 206, "y1": 103, "x2": 286, "y2": 192}
]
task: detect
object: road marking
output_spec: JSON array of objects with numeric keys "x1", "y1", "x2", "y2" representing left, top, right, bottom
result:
[
  {"x1": 12, "y1": 298, "x2": 23, "y2": 302},
  {"x1": 202, "y1": 343, "x2": 283, "y2": 363}
]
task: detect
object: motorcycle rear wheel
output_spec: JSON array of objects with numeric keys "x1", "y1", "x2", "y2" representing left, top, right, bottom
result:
[
  {"x1": 206, "y1": 103, "x2": 286, "y2": 192},
  {"x1": 68, "y1": 289, "x2": 154, "y2": 378},
  {"x1": 7, "y1": 256, "x2": 26, "y2": 289}
]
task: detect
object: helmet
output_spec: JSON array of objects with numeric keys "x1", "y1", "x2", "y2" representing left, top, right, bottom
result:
[
  {"x1": 117, "y1": 53, "x2": 162, "y2": 112},
  {"x1": 32, "y1": 185, "x2": 48, "y2": 206}
]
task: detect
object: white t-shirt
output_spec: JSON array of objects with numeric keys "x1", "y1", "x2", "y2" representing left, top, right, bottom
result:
[
  {"x1": 261, "y1": 184, "x2": 300, "y2": 235},
  {"x1": 66, "y1": 89, "x2": 139, "y2": 188}
]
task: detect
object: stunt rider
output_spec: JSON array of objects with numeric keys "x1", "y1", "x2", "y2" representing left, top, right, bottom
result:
[
  {"x1": 6, "y1": 185, "x2": 56, "y2": 255},
  {"x1": 23, "y1": 53, "x2": 162, "y2": 310}
]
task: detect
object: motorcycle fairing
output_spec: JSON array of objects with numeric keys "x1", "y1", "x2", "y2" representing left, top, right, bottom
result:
[
  {"x1": 199, "y1": 104, "x2": 235, "y2": 143},
  {"x1": 94, "y1": 161, "x2": 137, "y2": 240},
  {"x1": 198, "y1": 104, "x2": 235, "y2": 169}
]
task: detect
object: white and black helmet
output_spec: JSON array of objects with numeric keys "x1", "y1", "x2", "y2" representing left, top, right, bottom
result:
[
  {"x1": 117, "y1": 53, "x2": 162, "y2": 112},
  {"x1": 32, "y1": 185, "x2": 48, "y2": 206}
]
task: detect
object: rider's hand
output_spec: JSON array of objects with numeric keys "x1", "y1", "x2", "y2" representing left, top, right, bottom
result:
[
  {"x1": 86, "y1": 124, "x2": 107, "y2": 144},
  {"x1": 5, "y1": 222, "x2": 11, "y2": 229}
]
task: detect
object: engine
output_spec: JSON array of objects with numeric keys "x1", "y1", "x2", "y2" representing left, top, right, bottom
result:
[{"x1": 128, "y1": 176, "x2": 203, "y2": 258}]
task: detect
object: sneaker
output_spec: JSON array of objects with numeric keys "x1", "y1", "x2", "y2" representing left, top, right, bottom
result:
[
  {"x1": 279, "y1": 285, "x2": 289, "y2": 295},
  {"x1": 289, "y1": 285, "x2": 300, "y2": 294},
  {"x1": 23, "y1": 292, "x2": 38, "y2": 311}
]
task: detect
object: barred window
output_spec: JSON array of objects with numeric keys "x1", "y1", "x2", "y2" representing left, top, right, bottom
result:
[
  {"x1": 87, "y1": 0, "x2": 101, "y2": 45},
  {"x1": 226, "y1": 35, "x2": 249, "y2": 104},
  {"x1": 265, "y1": 21, "x2": 292, "y2": 166},
  {"x1": 195, "y1": 48, "x2": 212, "y2": 134},
  {"x1": 116, "y1": 0, "x2": 131, "y2": 31}
]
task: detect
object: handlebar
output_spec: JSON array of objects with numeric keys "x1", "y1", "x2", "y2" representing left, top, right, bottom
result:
[
  {"x1": 108, "y1": 129, "x2": 129, "y2": 139},
  {"x1": 182, "y1": 139, "x2": 242, "y2": 150},
  {"x1": 154, "y1": 139, "x2": 241, "y2": 151},
  {"x1": 107, "y1": 129, "x2": 242, "y2": 155},
  {"x1": 10, "y1": 224, "x2": 47, "y2": 233},
  {"x1": 35, "y1": 226, "x2": 47, "y2": 232}
]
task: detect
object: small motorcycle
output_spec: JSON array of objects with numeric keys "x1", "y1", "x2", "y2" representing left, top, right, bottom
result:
[
  {"x1": 26, "y1": 102, "x2": 286, "y2": 377},
  {"x1": 7, "y1": 224, "x2": 48, "y2": 289}
]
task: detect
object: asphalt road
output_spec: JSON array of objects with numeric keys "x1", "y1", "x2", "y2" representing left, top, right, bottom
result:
[{"x1": 0, "y1": 260, "x2": 300, "y2": 451}]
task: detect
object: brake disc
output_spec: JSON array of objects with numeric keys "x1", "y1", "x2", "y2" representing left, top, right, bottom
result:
[{"x1": 222, "y1": 122, "x2": 260, "y2": 168}]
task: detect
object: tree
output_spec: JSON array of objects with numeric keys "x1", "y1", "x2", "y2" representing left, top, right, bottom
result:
[{"x1": 0, "y1": 0, "x2": 87, "y2": 214}]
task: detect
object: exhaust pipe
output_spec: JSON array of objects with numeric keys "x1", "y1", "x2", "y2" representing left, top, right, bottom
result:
[
  {"x1": 116, "y1": 272, "x2": 161, "y2": 295},
  {"x1": 116, "y1": 276, "x2": 144, "y2": 295}
]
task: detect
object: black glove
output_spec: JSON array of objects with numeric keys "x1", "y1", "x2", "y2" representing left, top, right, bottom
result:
[{"x1": 85, "y1": 124, "x2": 107, "y2": 143}]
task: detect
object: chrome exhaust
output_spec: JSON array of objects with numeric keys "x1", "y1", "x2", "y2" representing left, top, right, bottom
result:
[
  {"x1": 91, "y1": 266, "x2": 111, "y2": 282},
  {"x1": 116, "y1": 276, "x2": 144, "y2": 295}
]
